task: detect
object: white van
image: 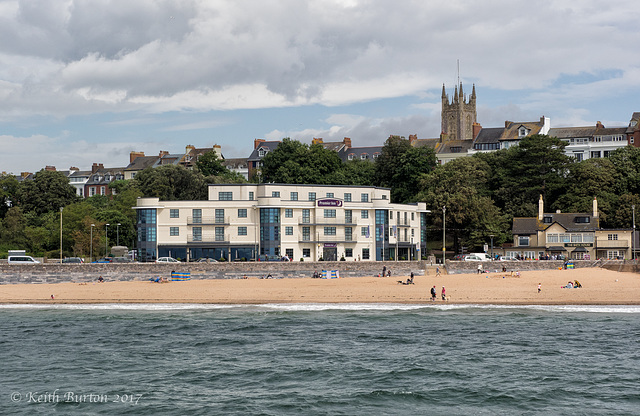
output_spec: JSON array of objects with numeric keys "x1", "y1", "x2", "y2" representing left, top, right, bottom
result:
[{"x1": 8, "y1": 255, "x2": 40, "y2": 264}]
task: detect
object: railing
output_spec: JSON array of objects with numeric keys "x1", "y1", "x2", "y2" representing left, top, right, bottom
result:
[
  {"x1": 187, "y1": 233, "x2": 229, "y2": 243},
  {"x1": 297, "y1": 216, "x2": 358, "y2": 225},
  {"x1": 187, "y1": 216, "x2": 230, "y2": 225}
]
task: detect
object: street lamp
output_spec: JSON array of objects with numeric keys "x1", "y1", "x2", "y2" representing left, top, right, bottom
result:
[
  {"x1": 442, "y1": 206, "x2": 446, "y2": 265},
  {"x1": 633, "y1": 205, "x2": 636, "y2": 261},
  {"x1": 90, "y1": 224, "x2": 95, "y2": 262},
  {"x1": 117, "y1": 223, "x2": 121, "y2": 246},
  {"x1": 489, "y1": 234, "x2": 495, "y2": 260},
  {"x1": 60, "y1": 207, "x2": 63, "y2": 263},
  {"x1": 105, "y1": 223, "x2": 110, "y2": 257}
]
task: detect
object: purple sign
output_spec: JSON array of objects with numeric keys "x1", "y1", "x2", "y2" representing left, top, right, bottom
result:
[
  {"x1": 317, "y1": 199, "x2": 343, "y2": 207},
  {"x1": 324, "y1": 243, "x2": 337, "y2": 248}
]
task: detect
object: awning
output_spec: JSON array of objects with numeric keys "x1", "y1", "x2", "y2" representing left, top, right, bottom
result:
[
  {"x1": 572, "y1": 247, "x2": 587, "y2": 252},
  {"x1": 547, "y1": 246, "x2": 567, "y2": 251}
]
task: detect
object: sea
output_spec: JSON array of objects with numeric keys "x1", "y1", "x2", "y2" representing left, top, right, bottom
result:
[{"x1": 1, "y1": 303, "x2": 639, "y2": 415}]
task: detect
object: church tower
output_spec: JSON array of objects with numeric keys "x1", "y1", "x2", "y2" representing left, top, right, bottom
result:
[{"x1": 441, "y1": 83, "x2": 477, "y2": 141}]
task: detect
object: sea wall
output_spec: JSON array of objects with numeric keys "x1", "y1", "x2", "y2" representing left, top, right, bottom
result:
[
  {"x1": 0, "y1": 261, "x2": 427, "y2": 284},
  {"x1": 0, "y1": 259, "x2": 633, "y2": 284}
]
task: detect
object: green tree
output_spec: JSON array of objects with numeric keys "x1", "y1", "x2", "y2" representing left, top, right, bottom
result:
[
  {"x1": 0, "y1": 174, "x2": 21, "y2": 219},
  {"x1": 19, "y1": 169, "x2": 79, "y2": 216},
  {"x1": 375, "y1": 136, "x2": 437, "y2": 203},
  {"x1": 196, "y1": 151, "x2": 227, "y2": 177},
  {"x1": 134, "y1": 165, "x2": 208, "y2": 200}
]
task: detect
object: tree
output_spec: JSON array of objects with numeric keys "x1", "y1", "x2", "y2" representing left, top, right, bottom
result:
[
  {"x1": 196, "y1": 151, "x2": 227, "y2": 177},
  {"x1": 416, "y1": 157, "x2": 510, "y2": 254},
  {"x1": 0, "y1": 174, "x2": 21, "y2": 219},
  {"x1": 134, "y1": 165, "x2": 208, "y2": 200},
  {"x1": 19, "y1": 169, "x2": 79, "y2": 216},
  {"x1": 374, "y1": 136, "x2": 437, "y2": 203}
]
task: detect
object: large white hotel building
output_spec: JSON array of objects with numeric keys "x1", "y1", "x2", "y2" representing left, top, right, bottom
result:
[{"x1": 135, "y1": 184, "x2": 430, "y2": 262}]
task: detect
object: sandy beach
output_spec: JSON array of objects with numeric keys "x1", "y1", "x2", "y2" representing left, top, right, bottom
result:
[{"x1": 0, "y1": 267, "x2": 638, "y2": 305}]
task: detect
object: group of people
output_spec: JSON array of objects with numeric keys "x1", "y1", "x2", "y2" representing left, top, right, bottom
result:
[
  {"x1": 430, "y1": 285, "x2": 446, "y2": 301},
  {"x1": 397, "y1": 272, "x2": 415, "y2": 285},
  {"x1": 562, "y1": 280, "x2": 582, "y2": 288},
  {"x1": 381, "y1": 265, "x2": 392, "y2": 278}
]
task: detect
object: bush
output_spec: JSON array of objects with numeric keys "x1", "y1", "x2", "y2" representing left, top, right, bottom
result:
[
  {"x1": 300, "y1": 258, "x2": 304, "y2": 262},
  {"x1": 340, "y1": 256, "x2": 346, "y2": 261}
]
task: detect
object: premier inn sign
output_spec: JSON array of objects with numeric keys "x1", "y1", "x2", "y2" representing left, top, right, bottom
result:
[{"x1": 317, "y1": 199, "x2": 343, "y2": 207}]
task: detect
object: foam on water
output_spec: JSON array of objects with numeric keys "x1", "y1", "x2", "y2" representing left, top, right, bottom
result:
[{"x1": 1, "y1": 302, "x2": 639, "y2": 313}]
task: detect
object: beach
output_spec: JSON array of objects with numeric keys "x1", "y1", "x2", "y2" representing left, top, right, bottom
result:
[{"x1": 0, "y1": 267, "x2": 638, "y2": 304}]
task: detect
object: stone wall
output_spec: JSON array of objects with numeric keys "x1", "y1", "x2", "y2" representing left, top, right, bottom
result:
[
  {"x1": 444, "y1": 259, "x2": 603, "y2": 275},
  {"x1": 0, "y1": 261, "x2": 428, "y2": 284}
]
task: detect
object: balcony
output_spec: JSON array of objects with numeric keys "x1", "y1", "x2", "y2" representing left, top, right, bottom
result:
[
  {"x1": 187, "y1": 232, "x2": 230, "y2": 243},
  {"x1": 596, "y1": 239, "x2": 629, "y2": 248},
  {"x1": 187, "y1": 216, "x2": 230, "y2": 225},
  {"x1": 298, "y1": 216, "x2": 358, "y2": 226}
]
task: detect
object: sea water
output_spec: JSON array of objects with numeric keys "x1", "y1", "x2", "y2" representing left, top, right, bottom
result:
[{"x1": 1, "y1": 304, "x2": 639, "y2": 415}]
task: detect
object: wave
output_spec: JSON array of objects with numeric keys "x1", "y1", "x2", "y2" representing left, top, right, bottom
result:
[{"x1": 1, "y1": 303, "x2": 639, "y2": 313}]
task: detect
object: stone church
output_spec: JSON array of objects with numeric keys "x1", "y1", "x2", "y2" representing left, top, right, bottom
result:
[{"x1": 441, "y1": 83, "x2": 477, "y2": 141}]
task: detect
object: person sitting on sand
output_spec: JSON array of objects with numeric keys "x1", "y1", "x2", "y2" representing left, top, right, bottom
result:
[
  {"x1": 573, "y1": 280, "x2": 582, "y2": 288},
  {"x1": 98, "y1": 276, "x2": 104, "y2": 283},
  {"x1": 563, "y1": 281, "x2": 574, "y2": 289}
]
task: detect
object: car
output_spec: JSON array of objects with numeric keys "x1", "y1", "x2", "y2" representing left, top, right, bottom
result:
[
  {"x1": 92, "y1": 258, "x2": 113, "y2": 263},
  {"x1": 257, "y1": 254, "x2": 283, "y2": 262},
  {"x1": 156, "y1": 257, "x2": 180, "y2": 263},
  {"x1": 196, "y1": 257, "x2": 217, "y2": 262},
  {"x1": 499, "y1": 256, "x2": 520, "y2": 261},
  {"x1": 463, "y1": 255, "x2": 484, "y2": 261},
  {"x1": 111, "y1": 257, "x2": 132, "y2": 263},
  {"x1": 8, "y1": 255, "x2": 40, "y2": 264},
  {"x1": 62, "y1": 257, "x2": 83, "y2": 264}
]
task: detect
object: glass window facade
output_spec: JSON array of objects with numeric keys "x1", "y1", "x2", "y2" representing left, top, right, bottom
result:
[
  {"x1": 285, "y1": 209, "x2": 293, "y2": 218},
  {"x1": 215, "y1": 209, "x2": 224, "y2": 223},
  {"x1": 290, "y1": 192, "x2": 298, "y2": 201},
  {"x1": 344, "y1": 193, "x2": 351, "y2": 202},
  {"x1": 215, "y1": 227, "x2": 224, "y2": 241}
]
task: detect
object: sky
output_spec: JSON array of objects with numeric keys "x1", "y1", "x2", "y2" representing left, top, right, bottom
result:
[{"x1": 2, "y1": 0, "x2": 640, "y2": 174}]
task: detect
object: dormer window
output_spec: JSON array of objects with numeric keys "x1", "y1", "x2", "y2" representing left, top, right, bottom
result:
[
  {"x1": 575, "y1": 216, "x2": 590, "y2": 224},
  {"x1": 543, "y1": 217, "x2": 553, "y2": 223},
  {"x1": 518, "y1": 126, "x2": 529, "y2": 137},
  {"x1": 451, "y1": 146, "x2": 462, "y2": 153},
  {"x1": 360, "y1": 153, "x2": 369, "y2": 160},
  {"x1": 258, "y1": 148, "x2": 268, "y2": 157},
  {"x1": 348, "y1": 153, "x2": 355, "y2": 160}
]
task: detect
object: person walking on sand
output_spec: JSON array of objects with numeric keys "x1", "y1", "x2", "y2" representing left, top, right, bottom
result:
[
  {"x1": 538, "y1": 283, "x2": 542, "y2": 293},
  {"x1": 436, "y1": 266, "x2": 441, "y2": 277},
  {"x1": 441, "y1": 286, "x2": 446, "y2": 301},
  {"x1": 382, "y1": 265, "x2": 386, "y2": 278},
  {"x1": 430, "y1": 285, "x2": 437, "y2": 301},
  {"x1": 477, "y1": 263, "x2": 482, "y2": 274}
]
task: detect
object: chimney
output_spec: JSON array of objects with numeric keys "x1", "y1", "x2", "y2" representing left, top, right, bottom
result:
[
  {"x1": 343, "y1": 137, "x2": 352, "y2": 148},
  {"x1": 505, "y1": 120, "x2": 511, "y2": 128},
  {"x1": 185, "y1": 145, "x2": 195, "y2": 153},
  {"x1": 21, "y1": 172, "x2": 31, "y2": 178},
  {"x1": 540, "y1": 116, "x2": 551, "y2": 135},
  {"x1": 473, "y1": 122, "x2": 482, "y2": 139},
  {"x1": 538, "y1": 195, "x2": 544, "y2": 221},
  {"x1": 312, "y1": 138, "x2": 324, "y2": 145},
  {"x1": 45, "y1": 165, "x2": 56, "y2": 171},
  {"x1": 159, "y1": 151, "x2": 169, "y2": 158},
  {"x1": 130, "y1": 151, "x2": 145, "y2": 164},
  {"x1": 91, "y1": 163, "x2": 104, "y2": 174},
  {"x1": 254, "y1": 139, "x2": 265, "y2": 149},
  {"x1": 69, "y1": 166, "x2": 79, "y2": 171},
  {"x1": 593, "y1": 197, "x2": 598, "y2": 218}
]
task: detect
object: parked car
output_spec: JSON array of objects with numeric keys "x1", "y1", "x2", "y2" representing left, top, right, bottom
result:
[
  {"x1": 156, "y1": 257, "x2": 180, "y2": 263},
  {"x1": 8, "y1": 255, "x2": 40, "y2": 264},
  {"x1": 62, "y1": 257, "x2": 83, "y2": 263},
  {"x1": 463, "y1": 255, "x2": 484, "y2": 261},
  {"x1": 499, "y1": 256, "x2": 520, "y2": 261},
  {"x1": 111, "y1": 257, "x2": 132, "y2": 263},
  {"x1": 196, "y1": 257, "x2": 217, "y2": 262},
  {"x1": 92, "y1": 258, "x2": 113, "y2": 263},
  {"x1": 257, "y1": 254, "x2": 283, "y2": 261}
]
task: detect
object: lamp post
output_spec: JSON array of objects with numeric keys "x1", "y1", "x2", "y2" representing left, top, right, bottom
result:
[
  {"x1": 105, "y1": 223, "x2": 110, "y2": 257},
  {"x1": 442, "y1": 206, "x2": 446, "y2": 265},
  {"x1": 116, "y1": 223, "x2": 121, "y2": 246},
  {"x1": 90, "y1": 224, "x2": 95, "y2": 262},
  {"x1": 633, "y1": 205, "x2": 636, "y2": 261},
  {"x1": 59, "y1": 207, "x2": 63, "y2": 263},
  {"x1": 489, "y1": 234, "x2": 495, "y2": 260}
]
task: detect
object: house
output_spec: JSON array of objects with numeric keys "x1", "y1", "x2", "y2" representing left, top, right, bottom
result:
[
  {"x1": 247, "y1": 139, "x2": 281, "y2": 179},
  {"x1": 123, "y1": 152, "x2": 161, "y2": 180},
  {"x1": 549, "y1": 121, "x2": 627, "y2": 161},
  {"x1": 68, "y1": 168, "x2": 92, "y2": 197},
  {"x1": 626, "y1": 112, "x2": 640, "y2": 147},
  {"x1": 510, "y1": 195, "x2": 632, "y2": 260},
  {"x1": 84, "y1": 163, "x2": 125, "y2": 197}
]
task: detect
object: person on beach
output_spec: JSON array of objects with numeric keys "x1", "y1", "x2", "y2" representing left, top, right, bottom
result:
[
  {"x1": 477, "y1": 264, "x2": 482, "y2": 274},
  {"x1": 387, "y1": 269, "x2": 391, "y2": 277},
  {"x1": 436, "y1": 266, "x2": 441, "y2": 277},
  {"x1": 410, "y1": 272, "x2": 414, "y2": 284},
  {"x1": 98, "y1": 276, "x2": 104, "y2": 283},
  {"x1": 538, "y1": 283, "x2": 542, "y2": 293},
  {"x1": 441, "y1": 286, "x2": 446, "y2": 301},
  {"x1": 430, "y1": 286, "x2": 436, "y2": 301},
  {"x1": 382, "y1": 265, "x2": 387, "y2": 278}
]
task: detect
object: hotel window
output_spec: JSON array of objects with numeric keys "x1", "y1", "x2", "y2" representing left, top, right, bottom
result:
[
  {"x1": 390, "y1": 211, "x2": 393, "y2": 219},
  {"x1": 608, "y1": 234, "x2": 618, "y2": 240},
  {"x1": 345, "y1": 210, "x2": 353, "y2": 224},
  {"x1": 238, "y1": 226, "x2": 247, "y2": 236},
  {"x1": 219, "y1": 192, "x2": 233, "y2": 201},
  {"x1": 215, "y1": 209, "x2": 224, "y2": 223},
  {"x1": 302, "y1": 227, "x2": 310, "y2": 241},
  {"x1": 344, "y1": 193, "x2": 352, "y2": 202},
  {"x1": 361, "y1": 210, "x2": 368, "y2": 219},
  {"x1": 324, "y1": 209, "x2": 336, "y2": 218},
  {"x1": 547, "y1": 234, "x2": 559, "y2": 243},
  {"x1": 308, "y1": 192, "x2": 316, "y2": 201},
  {"x1": 286, "y1": 248, "x2": 294, "y2": 258},
  {"x1": 518, "y1": 236, "x2": 530, "y2": 246},
  {"x1": 411, "y1": 213, "x2": 414, "y2": 221},
  {"x1": 249, "y1": 191, "x2": 254, "y2": 201},
  {"x1": 345, "y1": 227, "x2": 353, "y2": 241},
  {"x1": 193, "y1": 227, "x2": 202, "y2": 242},
  {"x1": 290, "y1": 192, "x2": 298, "y2": 201},
  {"x1": 285, "y1": 226, "x2": 293, "y2": 236},
  {"x1": 324, "y1": 227, "x2": 336, "y2": 236},
  {"x1": 170, "y1": 209, "x2": 179, "y2": 218},
  {"x1": 345, "y1": 248, "x2": 353, "y2": 257},
  {"x1": 362, "y1": 248, "x2": 370, "y2": 260},
  {"x1": 170, "y1": 227, "x2": 179, "y2": 236},
  {"x1": 272, "y1": 191, "x2": 280, "y2": 198},
  {"x1": 382, "y1": 195, "x2": 387, "y2": 200},
  {"x1": 238, "y1": 208, "x2": 247, "y2": 218},
  {"x1": 192, "y1": 209, "x2": 202, "y2": 224},
  {"x1": 361, "y1": 227, "x2": 369, "y2": 236},
  {"x1": 326, "y1": 193, "x2": 334, "y2": 198},
  {"x1": 303, "y1": 248, "x2": 310, "y2": 258},
  {"x1": 302, "y1": 209, "x2": 310, "y2": 224},
  {"x1": 215, "y1": 227, "x2": 224, "y2": 241},
  {"x1": 361, "y1": 193, "x2": 369, "y2": 202},
  {"x1": 575, "y1": 217, "x2": 590, "y2": 224},
  {"x1": 285, "y1": 208, "x2": 293, "y2": 218}
]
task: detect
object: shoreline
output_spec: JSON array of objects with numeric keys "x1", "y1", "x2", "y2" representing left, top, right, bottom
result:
[{"x1": 1, "y1": 268, "x2": 639, "y2": 306}]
